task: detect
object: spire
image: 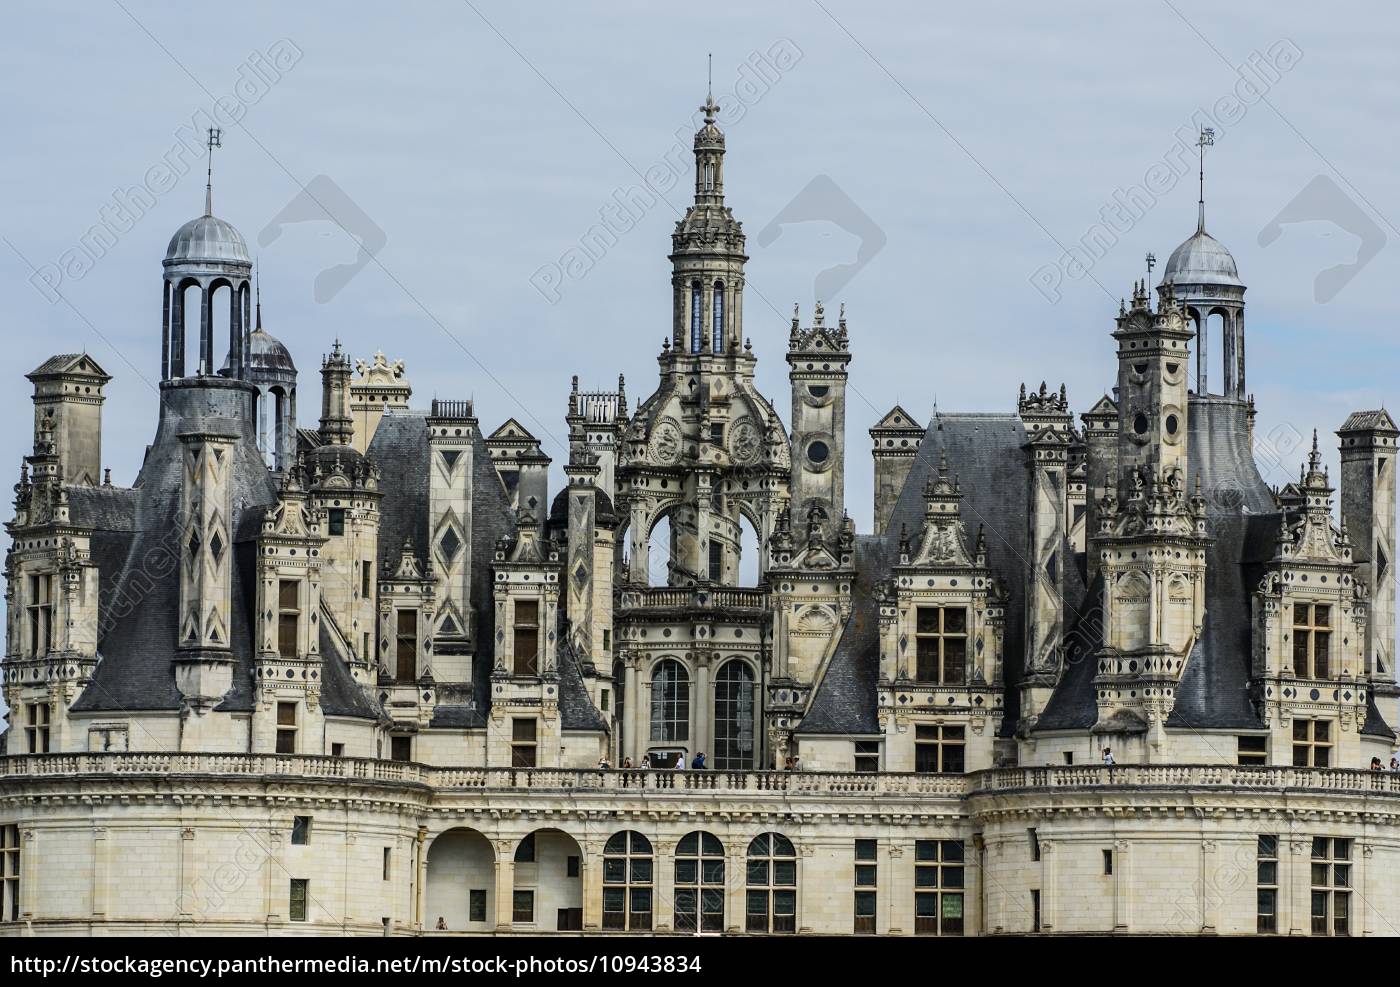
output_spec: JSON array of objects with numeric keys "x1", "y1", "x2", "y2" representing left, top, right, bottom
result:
[
  {"x1": 254, "y1": 266, "x2": 262, "y2": 331},
  {"x1": 1196, "y1": 126, "x2": 1215, "y2": 234},
  {"x1": 204, "y1": 127, "x2": 222, "y2": 216}
]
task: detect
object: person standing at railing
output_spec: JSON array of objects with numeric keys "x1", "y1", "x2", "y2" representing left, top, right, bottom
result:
[
  {"x1": 1102, "y1": 747, "x2": 1115, "y2": 766},
  {"x1": 674, "y1": 752, "x2": 686, "y2": 770},
  {"x1": 622, "y1": 757, "x2": 633, "y2": 769},
  {"x1": 1371, "y1": 756, "x2": 1383, "y2": 771},
  {"x1": 691, "y1": 751, "x2": 706, "y2": 769}
]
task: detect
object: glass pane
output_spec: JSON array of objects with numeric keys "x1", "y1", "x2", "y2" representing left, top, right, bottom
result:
[
  {"x1": 941, "y1": 841, "x2": 964, "y2": 862},
  {"x1": 746, "y1": 890, "x2": 767, "y2": 916},
  {"x1": 773, "y1": 890, "x2": 796, "y2": 915},
  {"x1": 1314, "y1": 605, "x2": 1330, "y2": 627},
  {"x1": 855, "y1": 839, "x2": 878, "y2": 861},
  {"x1": 747, "y1": 860, "x2": 769, "y2": 885},
  {"x1": 603, "y1": 887, "x2": 625, "y2": 912},
  {"x1": 854, "y1": 891, "x2": 876, "y2": 917},
  {"x1": 915, "y1": 867, "x2": 937, "y2": 888},
  {"x1": 604, "y1": 832, "x2": 627, "y2": 854},
  {"x1": 701, "y1": 833, "x2": 723, "y2": 855},
  {"x1": 771, "y1": 834, "x2": 796, "y2": 856},
  {"x1": 630, "y1": 888, "x2": 652, "y2": 913},
  {"x1": 1312, "y1": 863, "x2": 1328, "y2": 886},
  {"x1": 701, "y1": 889, "x2": 724, "y2": 914},
  {"x1": 915, "y1": 892, "x2": 938, "y2": 917},
  {"x1": 748, "y1": 834, "x2": 770, "y2": 857},
  {"x1": 916, "y1": 608, "x2": 938, "y2": 633},
  {"x1": 943, "y1": 866, "x2": 964, "y2": 889},
  {"x1": 630, "y1": 858, "x2": 652, "y2": 883},
  {"x1": 1333, "y1": 864, "x2": 1350, "y2": 888},
  {"x1": 1312, "y1": 837, "x2": 1329, "y2": 859},
  {"x1": 1334, "y1": 839, "x2": 1351, "y2": 860},
  {"x1": 702, "y1": 860, "x2": 725, "y2": 884},
  {"x1": 855, "y1": 865, "x2": 877, "y2": 887},
  {"x1": 773, "y1": 860, "x2": 797, "y2": 887},
  {"x1": 603, "y1": 858, "x2": 626, "y2": 883},
  {"x1": 915, "y1": 840, "x2": 937, "y2": 862},
  {"x1": 678, "y1": 833, "x2": 698, "y2": 855},
  {"x1": 944, "y1": 608, "x2": 967, "y2": 634},
  {"x1": 675, "y1": 860, "x2": 697, "y2": 885},
  {"x1": 630, "y1": 832, "x2": 653, "y2": 854},
  {"x1": 1258, "y1": 861, "x2": 1277, "y2": 885},
  {"x1": 1258, "y1": 835, "x2": 1277, "y2": 857}
]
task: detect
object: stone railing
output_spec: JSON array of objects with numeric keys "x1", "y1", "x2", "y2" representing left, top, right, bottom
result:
[
  {"x1": 3, "y1": 755, "x2": 1400, "y2": 799},
  {"x1": 615, "y1": 585, "x2": 768, "y2": 614}
]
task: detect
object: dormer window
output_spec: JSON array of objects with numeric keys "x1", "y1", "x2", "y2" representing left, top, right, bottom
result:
[
  {"x1": 915, "y1": 607, "x2": 967, "y2": 684},
  {"x1": 26, "y1": 573, "x2": 54, "y2": 657},
  {"x1": 513, "y1": 600, "x2": 540, "y2": 676},
  {"x1": 1292, "y1": 603, "x2": 1331, "y2": 678}
]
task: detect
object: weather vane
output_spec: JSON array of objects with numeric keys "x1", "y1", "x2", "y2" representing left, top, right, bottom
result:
[
  {"x1": 1146, "y1": 251, "x2": 1156, "y2": 285},
  {"x1": 1196, "y1": 126, "x2": 1215, "y2": 231},
  {"x1": 204, "y1": 126, "x2": 222, "y2": 215}
]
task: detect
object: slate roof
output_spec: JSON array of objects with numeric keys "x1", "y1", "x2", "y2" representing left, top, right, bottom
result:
[
  {"x1": 800, "y1": 411, "x2": 1062, "y2": 737},
  {"x1": 366, "y1": 410, "x2": 518, "y2": 721}
]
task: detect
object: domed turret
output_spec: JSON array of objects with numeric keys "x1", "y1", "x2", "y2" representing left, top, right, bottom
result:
[
  {"x1": 1155, "y1": 127, "x2": 1247, "y2": 400},
  {"x1": 160, "y1": 128, "x2": 253, "y2": 382}
]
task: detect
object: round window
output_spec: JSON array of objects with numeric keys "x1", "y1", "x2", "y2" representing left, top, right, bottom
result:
[
  {"x1": 1165, "y1": 414, "x2": 1179, "y2": 436},
  {"x1": 1133, "y1": 413, "x2": 1149, "y2": 436},
  {"x1": 807, "y1": 440, "x2": 830, "y2": 464}
]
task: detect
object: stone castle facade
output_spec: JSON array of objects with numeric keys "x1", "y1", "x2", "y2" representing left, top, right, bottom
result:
[{"x1": 3, "y1": 95, "x2": 1400, "y2": 937}]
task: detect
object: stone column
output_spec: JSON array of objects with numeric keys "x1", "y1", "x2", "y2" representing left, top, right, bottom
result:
[
  {"x1": 1200, "y1": 840, "x2": 1217, "y2": 933},
  {"x1": 796, "y1": 842, "x2": 812, "y2": 934},
  {"x1": 91, "y1": 827, "x2": 109, "y2": 920},
  {"x1": 581, "y1": 840, "x2": 604, "y2": 931},
  {"x1": 725, "y1": 846, "x2": 744, "y2": 933},
  {"x1": 264, "y1": 828, "x2": 284, "y2": 922},
  {"x1": 694, "y1": 654, "x2": 711, "y2": 760},
  {"x1": 1288, "y1": 837, "x2": 1309, "y2": 936},
  {"x1": 654, "y1": 840, "x2": 675, "y2": 933},
  {"x1": 493, "y1": 839, "x2": 515, "y2": 932},
  {"x1": 19, "y1": 829, "x2": 36, "y2": 920},
  {"x1": 413, "y1": 825, "x2": 427, "y2": 932},
  {"x1": 1361, "y1": 842, "x2": 1375, "y2": 936},
  {"x1": 1039, "y1": 839, "x2": 1056, "y2": 931},
  {"x1": 1114, "y1": 839, "x2": 1130, "y2": 931},
  {"x1": 623, "y1": 656, "x2": 639, "y2": 763},
  {"x1": 885, "y1": 840, "x2": 910, "y2": 935}
]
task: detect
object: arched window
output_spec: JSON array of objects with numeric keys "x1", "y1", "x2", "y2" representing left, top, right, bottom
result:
[
  {"x1": 602, "y1": 831, "x2": 652, "y2": 930},
  {"x1": 713, "y1": 661, "x2": 755, "y2": 770},
  {"x1": 650, "y1": 659, "x2": 689, "y2": 742},
  {"x1": 712, "y1": 281, "x2": 725, "y2": 352},
  {"x1": 690, "y1": 282, "x2": 703, "y2": 353},
  {"x1": 675, "y1": 832, "x2": 725, "y2": 932},
  {"x1": 746, "y1": 833, "x2": 797, "y2": 933}
]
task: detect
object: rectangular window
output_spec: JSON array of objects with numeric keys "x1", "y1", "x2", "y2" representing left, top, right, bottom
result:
[
  {"x1": 1028, "y1": 828, "x2": 1041, "y2": 862},
  {"x1": 914, "y1": 840, "x2": 965, "y2": 936},
  {"x1": 362, "y1": 632, "x2": 370, "y2": 662},
  {"x1": 1031, "y1": 889, "x2": 1041, "y2": 933},
  {"x1": 914, "y1": 607, "x2": 967, "y2": 683},
  {"x1": 914, "y1": 724, "x2": 965, "y2": 774},
  {"x1": 1238, "y1": 735, "x2": 1268, "y2": 765},
  {"x1": 383, "y1": 847, "x2": 392, "y2": 881},
  {"x1": 27, "y1": 573, "x2": 54, "y2": 657},
  {"x1": 602, "y1": 629, "x2": 611, "y2": 652},
  {"x1": 1310, "y1": 837, "x2": 1351, "y2": 936},
  {"x1": 396, "y1": 610, "x2": 418, "y2": 680},
  {"x1": 278, "y1": 579, "x2": 300, "y2": 658},
  {"x1": 331, "y1": 742, "x2": 345, "y2": 757},
  {"x1": 854, "y1": 741, "x2": 880, "y2": 773},
  {"x1": 1292, "y1": 719, "x2": 1333, "y2": 767},
  {"x1": 389, "y1": 735, "x2": 411, "y2": 763},
  {"x1": 1, "y1": 824, "x2": 18, "y2": 922},
  {"x1": 567, "y1": 855, "x2": 581, "y2": 878},
  {"x1": 1292, "y1": 603, "x2": 1332, "y2": 678},
  {"x1": 511, "y1": 718, "x2": 538, "y2": 768},
  {"x1": 289, "y1": 879, "x2": 308, "y2": 922},
  {"x1": 275, "y1": 702, "x2": 297, "y2": 755},
  {"x1": 469, "y1": 889, "x2": 487, "y2": 923},
  {"x1": 1257, "y1": 835, "x2": 1278, "y2": 934},
  {"x1": 25, "y1": 703, "x2": 50, "y2": 754},
  {"x1": 854, "y1": 837, "x2": 878, "y2": 934},
  {"x1": 709, "y1": 541, "x2": 723, "y2": 582},
  {"x1": 1062, "y1": 751, "x2": 1074, "y2": 765},
  {"x1": 361, "y1": 561, "x2": 372, "y2": 598},
  {"x1": 556, "y1": 906, "x2": 583, "y2": 931},
  {"x1": 512, "y1": 889, "x2": 534, "y2": 924},
  {"x1": 600, "y1": 689, "x2": 610, "y2": 712},
  {"x1": 291, "y1": 816, "x2": 311, "y2": 846},
  {"x1": 1102, "y1": 849, "x2": 1114, "y2": 875},
  {"x1": 513, "y1": 601, "x2": 539, "y2": 676},
  {"x1": 328, "y1": 508, "x2": 346, "y2": 536}
]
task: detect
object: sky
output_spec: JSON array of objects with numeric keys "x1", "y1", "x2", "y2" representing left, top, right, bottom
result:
[{"x1": 1, "y1": 2, "x2": 1397, "y2": 595}]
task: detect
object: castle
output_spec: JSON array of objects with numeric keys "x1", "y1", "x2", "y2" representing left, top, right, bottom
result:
[{"x1": 3, "y1": 93, "x2": 1399, "y2": 937}]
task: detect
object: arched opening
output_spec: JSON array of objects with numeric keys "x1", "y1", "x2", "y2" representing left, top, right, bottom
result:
[
  {"x1": 746, "y1": 833, "x2": 797, "y2": 933},
  {"x1": 712, "y1": 280, "x2": 725, "y2": 353},
  {"x1": 646, "y1": 512, "x2": 675, "y2": 587},
  {"x1": 425, "y1": 827, "x2": 495, "y2": 933},
  {"x1": 713, "y1": 659, "x2": 757, "y2": 770},
  {"x1": 602, "y1": 830, "x2": 653, "y2": 931},
  {"x1": 175, "y1": 281, "x2": 203, "y2": 377},
  {"x1": 209, "y1": 282, "x2": 232, "y2": 376},
  {"x1": 649, "y1": 658, "x2": 690, "y2": 755},
  {"x1": 674, "y1": 831, "x2": 725, "y2": 932},
  {"x1": 690, "y1": 281, "x2": 703, "y2": 353},
  {"x1": 738, "y1": 513, "x2": 761, "y2": 586},
  {"x1": 1204, "y1": 310, "x2": 1227, "y2": 395},
  {"x1": 512, "y1": 828, "x2": 584, "y2": 932}
]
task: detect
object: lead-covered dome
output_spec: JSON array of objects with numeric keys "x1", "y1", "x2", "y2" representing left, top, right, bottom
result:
[
  {"x1": 164, "y1": 214, "x2": 251, "y2": 267},
  {"x1": 248, "y1": 327, "x2": 296, "y2": 374},
  {"x1": 1160, "y1": 228, "x2": 1242, "y2": 287}
]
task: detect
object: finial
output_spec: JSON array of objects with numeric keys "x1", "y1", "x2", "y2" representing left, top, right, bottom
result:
[
  {"x1": 204, "y1": 126, "x2": 222, "y2": 216},
  {"x1": 1196, "y1": 126, "x2": 1215, "y2": 233},
  {"x1": 255, "y1": 265, "x2": 262, "y2": 331},
  {"x1": 1145, "y1": 251, "x2": 1156, "y2": 285}
]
